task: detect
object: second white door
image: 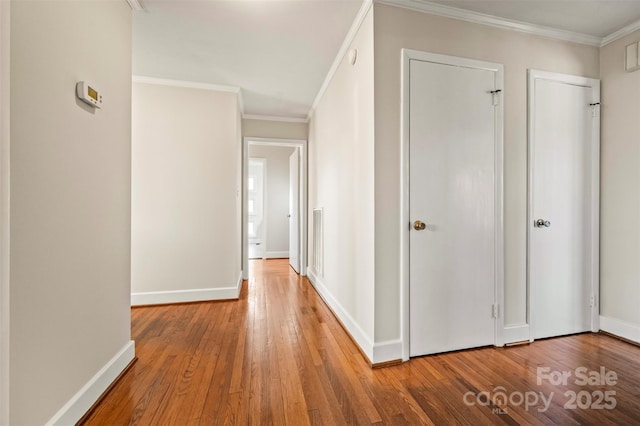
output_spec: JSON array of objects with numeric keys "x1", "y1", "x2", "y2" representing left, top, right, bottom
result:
[
  {"x1": 409, "y1": 53, "x2": 502, "y2": 357},
  {"x1": 529, "y1": 70, "x2": 600, "y2": 340}
]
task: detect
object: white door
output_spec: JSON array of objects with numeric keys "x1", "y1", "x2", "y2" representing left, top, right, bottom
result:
[
  {"x1": 248, "y1": 159, "x2": 266, "y2": 259},
  {"x1": 409, "y1": 54, "x2": 502, "y2": 357},
  {"x1": 529, "y1": 70, "x2": 600, "y2": 340},
  {"x1": 289, "y1": 149, "x2": 300, "y2": 273}
]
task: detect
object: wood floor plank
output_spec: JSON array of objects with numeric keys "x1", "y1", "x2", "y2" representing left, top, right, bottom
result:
[{"x1": 82, "y1": 259, "x2": 640, "y2": 425}]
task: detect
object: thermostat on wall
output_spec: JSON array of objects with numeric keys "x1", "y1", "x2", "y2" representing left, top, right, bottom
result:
[{"x1": 76, "y1": 81, "x2": 103, "y2": 108}]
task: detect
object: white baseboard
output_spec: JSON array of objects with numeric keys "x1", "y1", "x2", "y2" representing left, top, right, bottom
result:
[
  {"x1": 307, "y1": 267, "x2": 374, "y2": 363},
  {"x1": 265, "y1": 251, "x2": 289, "y2": 259},
  {"x1": 373, "y1": 339, "x2": 403, "y2": 364},
  {"x1": 131, "y1": 272, "x2": 243, "y2": 306},
  {"x1": 503, "y1": 324, "x2": 531, "y2": 344},
  {"x1": 46, "y1": 340, "x2": 135, "y2": 426},
  {"x1": 600, "y1": 316, "x2": 640, "y2": 344}
]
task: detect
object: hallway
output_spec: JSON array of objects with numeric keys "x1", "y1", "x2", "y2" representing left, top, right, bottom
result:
[{"x1": 82, "y1": 259, "x2": 640, "y2": 425}]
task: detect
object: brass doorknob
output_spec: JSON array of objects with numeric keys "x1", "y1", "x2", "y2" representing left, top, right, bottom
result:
[{"x1": 413, "y1": 220, "x2": 427, "y2": 231}]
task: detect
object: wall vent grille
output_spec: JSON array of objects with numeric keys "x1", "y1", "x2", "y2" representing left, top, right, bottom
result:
[{"x1": 312, "y1": 208, "x2": 323, "y2": 276}]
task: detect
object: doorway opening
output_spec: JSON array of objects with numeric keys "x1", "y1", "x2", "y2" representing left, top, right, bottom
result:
[{"x1": 242, "y1": 137, "x2": 307, "y2": 280}]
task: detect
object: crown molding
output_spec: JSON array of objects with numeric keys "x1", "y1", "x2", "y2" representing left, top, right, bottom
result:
[
  {"x1": 377, "y1": 0, "x2": 602, "y2": 47},
  {"x1": 132, "y1": 76, "x2": 244, "y2": 113},
  {"x1": 601, "y1": 18, "x2": 640, "y2": 46},
  {"x1": 307, "y1": 0, "x2": 373, "y2": 120},
  {"x1": 237, "y1": 90, "x2": 245, "y2": 115},
  {"x1": 132, "y1": 75, "x2": 241, "y2": 93},
  {"x1": 126, "y1": 0, "x2": 144, "y2": 12},
  {"x1": 242, "y1": 114, "x2": 308, "y2": 124}
]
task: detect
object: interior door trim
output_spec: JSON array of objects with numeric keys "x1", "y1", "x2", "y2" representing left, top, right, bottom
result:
[
  {"x1": 242, "y1": 137, "x2": 308, "y2": 280},
  {"x1": 400, "y1": 49, "x2": 505, "y2": 361},
  {"x1": 527, "y1": 69, "x2": 601, "y2": 341}
]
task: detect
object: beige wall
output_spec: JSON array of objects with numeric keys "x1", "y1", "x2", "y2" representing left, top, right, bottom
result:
[
  {"x1": 131, "y1": 83, "x2": 242, "y2": 301},
  {"x1": 600, "y1": 30, "x2": 640, "y2": 329},
  {"x1": 242, "y1": 118, "x2": 308, "y2": 141},
  {"x1": 373, "y1": 4, "x2": 600, "y2": 342},
  {"x1": 248, "y1": 145, "x2": 296, "y2": 255},
  {"x1": 9, "y1": 1, "x2": 132, "y2": 424},
  {"x1": 308, "y1": 7, "x2": 376, "y2": 357},
  {"x1": 0, "y1": 0, "x2": 10, "y2": 423}
]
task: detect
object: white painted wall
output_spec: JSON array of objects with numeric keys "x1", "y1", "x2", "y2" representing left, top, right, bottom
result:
[
  {"x1": 373, "y1": 3, "x2": 600, "y2": 344},
  {"x1": 308, "y1": 7, "x2": 375, "y2": 359},
  {"x1": 9, "y1": 1, "x2": 133, "y2": 424},
  {"x1": 131, "y1": 82, "x2": 242, "y2": 305},
  {"x1": 599, "y1": 30, "x2": 640, "y2": 341},
  {"x1": 242, "y1": 118, "x2": 308, "y2": 141},
  {"x1": 248, "y1": 145, "x2": 296, "y2": 257}
]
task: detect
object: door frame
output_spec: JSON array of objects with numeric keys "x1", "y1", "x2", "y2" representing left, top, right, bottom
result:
[
  {"x1": 0, "y1": 0, "x2": 10, "y2": 422},
  {"x1": 527, "y1": 69, "x2": 601, "y2": 340},
  {"x1": 242, "y1": 137, "x2": 307, "y2": 279},
  {"x1": 288, "y1": 148, "x2": 301, "y2": 273},
  {"x1": 400, "y1": 49, "x2": 505, "y2": 361}
]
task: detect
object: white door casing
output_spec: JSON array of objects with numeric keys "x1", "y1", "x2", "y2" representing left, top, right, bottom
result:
[
  {"x1": 403, "y1": 50, "x2": 504, "y2": 358},
  {"x1": 528, "y1": 70, "x2": 600, "y2": 340},
  {"x1": 289, "y1": 148, "x2": 300, "y2": 273},
  {"x1": 242, "y1": 137, "x2": 307, "y2": 280}
]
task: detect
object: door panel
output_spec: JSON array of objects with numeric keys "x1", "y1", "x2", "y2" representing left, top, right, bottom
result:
[
  {"x1": 289, "y1": 149, "x2": 300, "y2": 273},
  {"x1": 409, "y1": 58, "x2": 499, "y2": 356},
  {"x1": 530, "y1": 73, "x2": 598, "y2": 339}
]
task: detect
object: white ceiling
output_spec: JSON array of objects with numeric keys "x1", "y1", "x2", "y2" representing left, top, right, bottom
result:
[
  {"x1": 133, "y1": 0, "x2": 364, "y2": 119},
  {"x1": 133, "y1": 0, "x2": 640, "y2": 119}
]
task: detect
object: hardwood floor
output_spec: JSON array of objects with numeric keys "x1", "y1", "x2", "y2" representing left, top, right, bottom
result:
[{"x1": 82, "y1": 259, "x2": 640, "y2": 425}]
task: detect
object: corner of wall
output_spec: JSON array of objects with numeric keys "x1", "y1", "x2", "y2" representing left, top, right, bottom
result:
[
  {"x1": 45, "y1": 341, "x2": 135, "y2": 426},
  {"x1": 305, "y1": 0, "x2": 377, "y2": 364},
  {"x1": 307, "y1": 267, "x2": 402, "y2": 364},
  {"x1": 600, "y1": 316, "x2": 640, "y2": 345},
  {"x1": 306, "y1": 268, "x2": 374, "y2": 362},
  {"x1": 599, "y1": 29, "x2": 640, "y2": 336},
  {"x1": 372, "y1": 339, "x2": 403, "y2": 364},
  {"x1": 131, "y1": 271, "x2": 243, "y2": 306}
]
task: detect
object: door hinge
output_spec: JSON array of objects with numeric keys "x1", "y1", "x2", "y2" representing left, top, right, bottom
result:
[
  {"x1": 589, "y1": 295, "x2": 595, "y2": 308},
  {"x1": 492, "y1": 303, "x2": 500, "y2": 318},
  {"x1": 589, "y1": 102, "x2": 600, "y2": 118}
]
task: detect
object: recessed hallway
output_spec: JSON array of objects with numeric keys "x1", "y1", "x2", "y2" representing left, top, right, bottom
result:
[{"x1": 81, "y1": 259, "x2": 640, "y2": 425}]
